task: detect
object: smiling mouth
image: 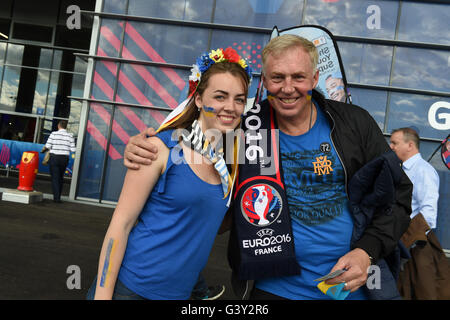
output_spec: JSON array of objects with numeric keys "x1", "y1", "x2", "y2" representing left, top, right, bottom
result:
[
  {"x1": 218, "y1": 115, "x2": 236, "y2": 124},
  {"x1": 279, "y1": 97, "x2": 299, "y2": 104}
]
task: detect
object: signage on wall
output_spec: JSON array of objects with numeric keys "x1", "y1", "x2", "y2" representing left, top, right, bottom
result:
[{"x1": 428, "y1": 101, "x2": 450, "y2": 131}]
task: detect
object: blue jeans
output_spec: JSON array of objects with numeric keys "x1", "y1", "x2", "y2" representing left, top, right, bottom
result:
[
  {"x1": 48, "y1": 154, "x2": 68, "y2": 201},
  {"x1": 86, "y1": 276, "x2": 147, "y2": 300}
]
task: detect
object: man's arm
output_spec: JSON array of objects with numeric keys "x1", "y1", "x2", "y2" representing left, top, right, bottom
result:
[
  {"x1": 124, "y1": 127, "x2": 159, "y2": 170},
  {"x1": 413, "y1": 166, "x2": 439, "y2": 229},
  {"x1": 353, "y1": 112, "x2": 412, "y2": 262},
  {"x1": 45, "y1": 132, "x2": 55, "y2": 150},
  {"x1": 328, "y1": 108, "x2": 412, "y2": 292},
  {"x1": 327, "y1": 170, "x2": 412, "y2": 293}
]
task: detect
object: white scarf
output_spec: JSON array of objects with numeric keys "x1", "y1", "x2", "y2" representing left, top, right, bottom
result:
[{"x1": 181, "y1": 120, "x2": 231, "y2": 198}]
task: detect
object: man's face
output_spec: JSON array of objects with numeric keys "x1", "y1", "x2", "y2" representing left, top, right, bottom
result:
[
  {"x1": 262, "y1": 47, "x2": 319, "y2": 123},
  {"x1": 390, "y1": 131, "x2": 411, "y2": 162}
]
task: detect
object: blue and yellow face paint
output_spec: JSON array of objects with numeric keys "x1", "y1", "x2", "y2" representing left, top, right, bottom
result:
[{"x1": 202, "y1": 105, "x2": 217, "y2": 117}]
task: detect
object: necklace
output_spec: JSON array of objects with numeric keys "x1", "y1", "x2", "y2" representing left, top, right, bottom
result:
[{"x1": 308, "y1": 99, "x2": 314, "y2": 132}]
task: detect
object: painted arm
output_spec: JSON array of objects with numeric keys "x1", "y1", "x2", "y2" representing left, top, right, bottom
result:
[{"x1": 94, "y1": 136, "x2": 168, "y2": 299}]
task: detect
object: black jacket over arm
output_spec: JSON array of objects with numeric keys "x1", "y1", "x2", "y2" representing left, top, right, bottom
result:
[{"x1": 314, "y1": 90, "x2": 412, "y2": 262}]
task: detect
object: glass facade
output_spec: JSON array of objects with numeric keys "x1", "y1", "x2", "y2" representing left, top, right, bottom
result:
[
  {"x1": 0, "y1": 0, "x2": 93, "y2": 145},
  {"x1": 77, "y1": 0, "x2": 449, "y2": 203},
  {"x1": 305, "y1": 0, "x2": 399, "y2": 39},
  {"x1": 0, "y1": 0, "x2": 448, "y2": 209}
]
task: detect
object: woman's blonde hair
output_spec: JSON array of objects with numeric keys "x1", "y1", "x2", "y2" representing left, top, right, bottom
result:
[{"x1": 262, "y1": 34, "x2": 319, "y2": 75}]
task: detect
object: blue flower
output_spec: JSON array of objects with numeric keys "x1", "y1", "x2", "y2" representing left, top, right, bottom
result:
[{"x1": 196, "y1": 53, "x2": 214, "y2": 73}]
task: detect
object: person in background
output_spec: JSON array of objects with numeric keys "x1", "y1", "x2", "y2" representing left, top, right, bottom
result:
[
  {"x1": 44, "y1": 120, "x2": 76, "y2": 203},
  {"x1": 390, "y1": 127, "x2": 439, "y2": 229},
  {"x1": 390, "y1": 127, "x2": 449, "y2": 300}
]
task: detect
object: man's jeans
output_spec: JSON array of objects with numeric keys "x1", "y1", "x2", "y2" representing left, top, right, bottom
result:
[{"x1": 48, "y1": 154, "x2": 68, "y2": 201}]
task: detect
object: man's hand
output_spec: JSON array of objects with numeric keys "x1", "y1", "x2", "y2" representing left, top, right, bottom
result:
[
  {"x1": 124, "y1": 127, "x2": 158, "y2": 170},
  {"x1": 325, "y1": 248, "x2": 371, "y2": 292}
]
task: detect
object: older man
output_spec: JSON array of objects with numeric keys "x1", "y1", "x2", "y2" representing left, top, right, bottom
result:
[
  {"x1": 123, "y1": 35, "x2": 412, "y2": 300},
  {"x1": 390, "y1": 127, "x2": 439, "y2": 229},
  {"x1": 390, "y1": 129, "x2": 448, "y2": 300}
]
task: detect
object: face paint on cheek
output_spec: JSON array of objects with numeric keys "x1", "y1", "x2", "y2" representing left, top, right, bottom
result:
[
  {"x1": 202, "y1": 105, "x2": 217, "y2": 117},
  {"x1": 267, "y1": 91, "x2": 275, "y2": 101},
  {"x1": 266, "y1": 93, "x2": 276, "y2": 108},
  {"x1": 307, "y1": 90, "x2": 312, "y2": 101}
]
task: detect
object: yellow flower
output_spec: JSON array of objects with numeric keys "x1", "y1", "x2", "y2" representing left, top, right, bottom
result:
[
  {"x1": 209, "y1": 49, "x2": 225, "y2": 63},
  {"x1": 238, "y1": 58, "x2": 248, "y2": 69}
]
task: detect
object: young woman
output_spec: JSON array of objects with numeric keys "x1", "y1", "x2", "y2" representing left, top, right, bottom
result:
[{"x1": 87, "y1": 48, "x2": 252, "y2": 300}]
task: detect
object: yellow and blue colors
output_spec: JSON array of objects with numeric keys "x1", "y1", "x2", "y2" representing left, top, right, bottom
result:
[
  {"x1": 202, "y1": 105, "x2": 216, "y2": 117},
  {"x1": 317, "y1": 281, "x2": 350, "y2": 300},
  {"x1": 100, "y1": 238, "x2": 117, "y2": 288}
]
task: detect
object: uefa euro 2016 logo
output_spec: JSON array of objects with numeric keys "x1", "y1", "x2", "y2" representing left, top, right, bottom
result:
[{"x1": 240, "y1": 184, "x2": 282, "y2": 227}]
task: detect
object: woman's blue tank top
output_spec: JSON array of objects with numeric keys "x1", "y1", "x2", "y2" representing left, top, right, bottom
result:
[{"x1": 118, "y1": 129, "x2": 229, "y2": 299}]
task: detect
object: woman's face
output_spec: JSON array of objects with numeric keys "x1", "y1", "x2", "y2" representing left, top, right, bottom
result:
[{"x1": 195, "y1": 72, "x2": 246, "y2": 134}]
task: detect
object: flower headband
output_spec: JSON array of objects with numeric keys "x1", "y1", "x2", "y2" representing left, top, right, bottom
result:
[{"x1": 188, "y1": 47, "x2": 253, "y2": 96}]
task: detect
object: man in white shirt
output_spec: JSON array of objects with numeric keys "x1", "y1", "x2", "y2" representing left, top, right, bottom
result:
[
  {"x1": 390, "y1": 127, "x2": 439, "y2": 229},
  {"x1": 391, "y1": 128, "x2": 450, "y2": 300},
  {"x1": 45, "y1": 120, "x2": 76, "y2": 203}
]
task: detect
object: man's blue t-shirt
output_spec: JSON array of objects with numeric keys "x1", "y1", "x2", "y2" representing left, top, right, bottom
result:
[{"x1": 255, "y1": 104, "x2": 368, "y2": 300}]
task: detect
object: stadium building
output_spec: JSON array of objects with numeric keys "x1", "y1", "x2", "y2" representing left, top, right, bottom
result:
[{"x1": 0, "y1": 0, "x2": 448, "y2": 250}]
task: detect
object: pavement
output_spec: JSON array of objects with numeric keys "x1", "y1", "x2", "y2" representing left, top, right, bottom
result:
[
  {"x1": 0, "y1": 175, "x2": 236, "y2": 300},
  {"x1": 4, "y1": 174, "x2": 446, "y2": 301}
]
